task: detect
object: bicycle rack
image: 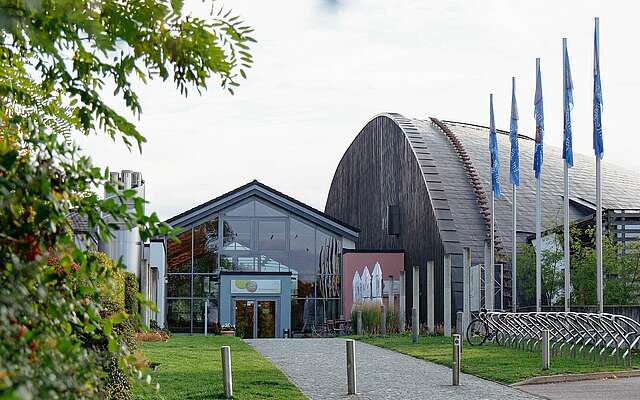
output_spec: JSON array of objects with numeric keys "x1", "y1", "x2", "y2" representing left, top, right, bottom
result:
[{"x1": 476, "y1": 311, "x2": 640, "y2": 366}]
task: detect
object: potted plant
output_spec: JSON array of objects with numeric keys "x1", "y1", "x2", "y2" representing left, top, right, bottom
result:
[{"x1": 220, "y1": 323, "x2": 236, "y2": 337}]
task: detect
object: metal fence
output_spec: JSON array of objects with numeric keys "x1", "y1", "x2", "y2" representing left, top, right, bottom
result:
[{"x1": 481, "y1": 311, "x2": 640, "y2": 366}]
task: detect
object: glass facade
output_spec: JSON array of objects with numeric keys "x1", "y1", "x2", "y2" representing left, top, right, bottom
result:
[{"x1": 166, "y1": 198, "x2": 344, "y2": 334}]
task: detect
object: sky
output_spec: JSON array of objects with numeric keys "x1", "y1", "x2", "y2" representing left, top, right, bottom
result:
[{"x1": 77, "y1": 0, "x2": 640, "y2": 221}]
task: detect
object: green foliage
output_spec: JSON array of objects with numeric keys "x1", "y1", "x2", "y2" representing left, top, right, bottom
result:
[
  {"x1": 350, "y1": 303, "x2": 399, "y2": 335},
  {"x1": 124, "y1": 272, "x2": 141, "y2": 329},
  {"x1": 0, "y1": 1, "x2": 254, "y2": 398},
  {"x1": 516, "y1": 225, "x2": 640, "y2": 307}
]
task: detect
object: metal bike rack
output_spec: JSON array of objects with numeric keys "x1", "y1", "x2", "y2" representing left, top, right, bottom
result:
[{"x1": 474, "y1": 311, "x2": 640, "y2": 366}]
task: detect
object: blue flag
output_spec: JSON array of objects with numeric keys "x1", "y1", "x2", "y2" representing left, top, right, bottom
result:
[
  {"x1": 489, "y1": 94, "x2": 501, "y2": 198},
  {"x1": 563, "y1": 40, "x2": 574, "y2": 167},
  {"x1": 509, "y1": 77, "x2": 520, "y2": 187},
  {"x1": 593, "y1": 18, "x2": 604, "y2": 159},
  {"x1": 534, "y1": 59, "x2": 544, "y2": 179}
]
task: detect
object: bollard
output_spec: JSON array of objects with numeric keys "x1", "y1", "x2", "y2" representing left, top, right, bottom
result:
[
  {"x1": 346, "y1": 339, "x2": 357, "y2": 395},
  {"x1": 456, "y1": 311, "x2": 464, "y2": 353},
  {"x1": 452, "y1": 334, "x2": 461, "y2": 386},
  {"x1": 380, "y1": 304, "x2": 386, "y2": 336},
  {"x1": 399, "y1": 271, "x2": 406, "y2": 332},
  {"x1": 541, "y1": 330, "x2": 550, "y2": 370},
  {"x1": 357, "y1": 310, "x2": 363, "y2": 336},
  {"x1": 204, "y1": 300, "x2": 208, "y2": 337},
  {"x1": 411, "y1": 307, "x2": 419, "y2": 344},
  {"x1": 221, "y1": 346, "x2": 233, "y2": 399}
]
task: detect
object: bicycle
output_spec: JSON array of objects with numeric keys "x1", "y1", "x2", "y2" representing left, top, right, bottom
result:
[{"x1": 466, "y1": 309, "x2": 501, "y2": 346}]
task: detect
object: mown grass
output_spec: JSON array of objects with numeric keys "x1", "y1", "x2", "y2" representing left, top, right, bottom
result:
[
  {"x1": 357, "y1": 333, "x2": 640, "y2": 384},
  {"x1": 133, "y1": 336, "x2": 307, "y2": 400}
]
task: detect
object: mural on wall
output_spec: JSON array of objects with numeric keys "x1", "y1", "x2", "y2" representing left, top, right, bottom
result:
[{"x1": 342, "y1": 251, "x2": 405, "y2": 318}]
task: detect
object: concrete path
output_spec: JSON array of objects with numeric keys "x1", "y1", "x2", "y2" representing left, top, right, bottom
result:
[
  {"x1": 247, "y1": 338, "x2": 540, "y2": 400},
  {"x1": 518, "y1": 376, "x2": 640, "y2": 400}
]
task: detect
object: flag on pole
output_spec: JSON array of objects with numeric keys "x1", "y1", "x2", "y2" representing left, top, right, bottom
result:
[
  {"x1": 534, "y1": 59, "x2": 544, "y2": 178},
  {"x1": 509, "y1": 77, "x2": 520, "y2": 187},
  {"x1": 489, "y1": 94, "x2": 501, "y2": 198},
  {"x1": 594, "y1": 19, "x2": 604, "y2": 159},
  {"x1": 563, "y1": 40, "x2": 574, "y2": 167}
]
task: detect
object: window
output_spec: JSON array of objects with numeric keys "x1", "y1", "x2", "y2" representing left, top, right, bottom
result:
[
  {"x1": 167, "y1": 274, "x2": 191, "y2": 297},
  {"x1": 193, "y1": 218, "x2": 218, "y2": 273},
  {"x1": 225, "y1": 200, "x2": 255, "y2": 217},
  {"x1": 193, "y1": 275, "x2": 217, "y2": 298},
  {"x1": 258, "y1": 220, "x2": 286, "y2": 250},
  {"x1": 289, "y1": 218, "x2": 316, "y2": 276},
  {"x1": 223, "y1": 220, "x2": 252, "y2": 250},
  {"x1": 255, "y1": 200, "x2": 286, "y2": 217},
  {"x1": 167, "y1": 299, "x2": 191, "y2": 333},
  {"x1": 167, "y1": 229, "x2": 192, "y2": 273}
]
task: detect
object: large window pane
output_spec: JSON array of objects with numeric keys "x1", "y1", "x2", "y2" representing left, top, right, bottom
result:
[
  {"x1": 289, "y1": 218, "x2": 316, "y2": 276},
  {"x1": 317, "y1": 230, "x2": 342, "y2": 276},
  {"x1": 225, "y1": 200, "x2": 255, "y2": 217},
  {"x1": 255, "y1": 200, "x2": 286, "y2": 217},
  {"x1": 292, "y1": 274, "x2": 316, "y2": 297},
  {"x1": 193, "y1": 218, "x2": 218, "y2": 273},
  {"x1": 167, "y1": 229, "x2": 192, "y2": 273},
  {"x1": 317, "y1": 274, "x2": 341, "y2": 298},
  {"x1": 167, "y1": 274, "x2": 191, "y2": 297},
  {"x1": 192, "y1": 298, "x2": 218, "y2": 334},
  {"x1": 223, "y1": 220, "x2": 252, "y2": 251},
  {"x1": 258, "y1": 220, "x2": 286, "y2": 250},
  {"x1": 259, "y1": 252, "x2": 288, "y2": 272},
  {"x1": 167, "y1": 299, "x2": 191, "y2": 333},
  {"x1": 221, "y1": 253, "x2": 258, "y2": 272},
  {"x1": 193, "y1": 275, "x2": 218, "y2": 298}
]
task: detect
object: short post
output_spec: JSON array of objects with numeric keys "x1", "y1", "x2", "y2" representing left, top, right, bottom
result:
[
  {"x1": 411, "y1": 307, "x2": 418, "y2": 344},
  {"x1": 456, "y1": 311, "x2": 464, "y2": 352},
  {"x1": 427, "y1": 261, "x2": 435, "y2": 334},
  {"x1": 221, "y1": 346, "x2": 233, "y2": 399},
  {"x1": 399, "y1": 271, "x2": 406, "y2": 331},
  {"x1": 462, "y1": 247, "x2": 471, "y2": 332},
  {"x1": 380, "y1": 304, "x2": 386, "y2": 336},
  {"x1": 412, "y1": 265, "x2": 420, "y2": 324},
  {"x1": 541, "y1": 330, "x2": 550, "y2": 370},
  {"x1": 356, "y1": 310, "x2": 363, "y2": 336},
  {"x1": 452, "y1": 334, "x2": 461, "y2": 386},
  {"x1": 388, "y1": 275, "x2": 395, "y2": 315},
  {"x1": 204, "y1": 299, "x2": 209, "y2": 336},
  {"x1": 346, "y1": 339, "x2": 357, "y2": 395}
]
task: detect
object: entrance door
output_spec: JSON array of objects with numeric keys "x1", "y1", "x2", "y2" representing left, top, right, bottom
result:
[{"x1": 233, "y1": 299, "x2": 278, "y2": 338}]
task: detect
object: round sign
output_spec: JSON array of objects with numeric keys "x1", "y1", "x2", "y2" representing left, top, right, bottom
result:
[{"x1": 246, "y1": 280, "x2": 258, "y2": 293}]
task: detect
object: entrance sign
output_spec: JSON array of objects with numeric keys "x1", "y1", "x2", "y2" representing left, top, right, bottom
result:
[{"x1": 231, "y1": 279, "x2": 281, "y2": 294}]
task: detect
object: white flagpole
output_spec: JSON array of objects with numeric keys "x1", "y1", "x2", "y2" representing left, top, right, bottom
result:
[
  {"x1": 595, "y1": 17, "x2": 604, "y2": 314},
  {"x1": 489, "y1": 190, "x2": 495, "y2": 311},
  {"x1": 563, "y1": 38, "x2": 571, "y2": 313},
  {"x1": 512, "y1": 184, "x2": 517, "y2": 313},
  {"x1": 536, "y1": 175, "x2": 542, "y2": 312}
]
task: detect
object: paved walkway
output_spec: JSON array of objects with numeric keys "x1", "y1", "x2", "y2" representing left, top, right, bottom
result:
[
  {"x1": 518, "y1": 376, "x2": 640, "y2": 400},
  {"x1": 247, "y1": 338, "x2": 540, "y2": 400}
]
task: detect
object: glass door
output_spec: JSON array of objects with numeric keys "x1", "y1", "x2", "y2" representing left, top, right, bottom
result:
[
  {"x1": 234, "y1": 299, "x2": 255, "y2": 339},
  {"x1": 257, "y1": 300, "x2": 276, "y2": 338}
]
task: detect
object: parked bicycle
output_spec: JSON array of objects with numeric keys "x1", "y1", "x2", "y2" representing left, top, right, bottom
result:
[{"x1": 466, "y1": 308, "x2": 501, "y2": 346}]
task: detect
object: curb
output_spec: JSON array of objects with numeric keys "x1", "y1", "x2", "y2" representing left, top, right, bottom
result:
[{"x1": 512, "y1": 370, "x2": 640, "y2": 386}]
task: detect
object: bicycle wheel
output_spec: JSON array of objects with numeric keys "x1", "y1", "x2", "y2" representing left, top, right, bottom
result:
[{"x1": 466, "y1": 319, "x2": 489, "y2": 346}]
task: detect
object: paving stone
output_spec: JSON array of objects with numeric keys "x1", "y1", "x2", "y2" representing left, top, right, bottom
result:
[{"x1": 247, "y1": 338, "x2": 541, "y2": 400}]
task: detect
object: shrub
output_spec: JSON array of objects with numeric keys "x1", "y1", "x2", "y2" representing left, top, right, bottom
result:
[
  {"x1": 351, "y1": 303, "x2": 399, "y2": 335},
  {"x1": 124, "y1": 272, "x2": 141, "y2": 330}
]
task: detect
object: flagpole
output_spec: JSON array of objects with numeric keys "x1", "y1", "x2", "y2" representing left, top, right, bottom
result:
[
  {"x1": 563, "y1": 38, "x2": 571, "y2": 313},
  {"x1": 596, "y1": 156, "x2": 603, "y2": 313},
  {"x1": 594, "y1": 17, "x2": 604, "y2": 314},
  {"x1": 488, "y1": 93, "x2": 495, "y2": 312},
  {"x1": 512, "y1": 183, "x2": 517, "y2": 312},
  {"x1": 535, "y1": 57, "x2": 542, "y2": 313}
]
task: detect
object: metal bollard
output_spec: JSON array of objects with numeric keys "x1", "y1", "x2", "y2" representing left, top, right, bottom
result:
[
  {"x1": 541, "y1": 330, "x2": 550, "y2": 370},
  {"x1": 456, "y1": 311, "x2": 464, "y2": 353},
  {"x1": 346, "y1": 339, "x2": 357, "y2": 395},
  {"x1": 380, "y1": 304, "x2": 386, "y2": 336},
  {"x1": 452, "y1": 334, "x2": 461, "y2": 386},
  {"x1": 356, "y1": 310, "x2": 363, "y2": 336},
  {"x1": 221, "y1": 346, "x2": 233, "y2": 399},
  {"x1": 411, "y1": 307, "x2": 419, "y2": 343}
]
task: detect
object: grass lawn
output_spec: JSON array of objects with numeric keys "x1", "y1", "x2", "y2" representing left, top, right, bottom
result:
[
  {"x1": 357, "y1": 333, "x2": 640, "y2": 385},
  {"x1": 133, "y1": 336, "x2": 306, "y2": 400}
]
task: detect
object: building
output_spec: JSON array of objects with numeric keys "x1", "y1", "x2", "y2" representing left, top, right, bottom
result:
[
  {"x1": 162, "y1": 180, "x2": 358, "y2": 337},
  {"x1": 324, "y1": 113, "x2": 640, "y2": 323}
]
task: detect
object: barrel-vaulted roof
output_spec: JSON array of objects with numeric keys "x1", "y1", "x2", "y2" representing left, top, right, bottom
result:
[{"x1": 379, "y1": 113, "x2": 640, "y2": 263}]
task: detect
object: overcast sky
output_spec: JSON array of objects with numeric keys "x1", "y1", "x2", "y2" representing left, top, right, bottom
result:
[{"x1": 77, "y1": 0, "x2": 640, "y2": 221}]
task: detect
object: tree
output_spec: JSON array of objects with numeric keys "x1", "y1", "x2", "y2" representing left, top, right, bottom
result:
[{"x1": 0, "y1": 1, "x2": 255, "y2": 398}]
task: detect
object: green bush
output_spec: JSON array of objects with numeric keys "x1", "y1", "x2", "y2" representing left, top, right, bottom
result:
[
  {"x1": 124, "y1": 272, "x2": 141, "y2": 330},
  {"x1": 351, "y1": 303, "x2": 399, "y2": 335}
]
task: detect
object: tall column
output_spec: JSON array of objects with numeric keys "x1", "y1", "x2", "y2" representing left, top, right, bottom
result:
[
  {"x1": 463, "y1": 248, "x2": 471, "y2": 333},
  {"x1": 427, "y1": 261, "x2": 435, "y2": 334},
  {"x1": 388, "y1": 276, "x2": 395, "y2": 314},
  {"x1": 444, "y1": 254, "x2": 452, "y2": 337},
  {"x1": 412, "y1": 265, "x2": 420, "y2": 324},
  {"x1": 399, "y1": 271, "x2": 406, "y2": 331}
]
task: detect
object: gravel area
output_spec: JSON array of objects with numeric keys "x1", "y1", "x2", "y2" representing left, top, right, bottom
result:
[
  {"x1": 518, "y1": 376, "x2": 640, "y2": 400},
  {"x1": 247, "y1": 338, "x2": 541, "y2": 400}
]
